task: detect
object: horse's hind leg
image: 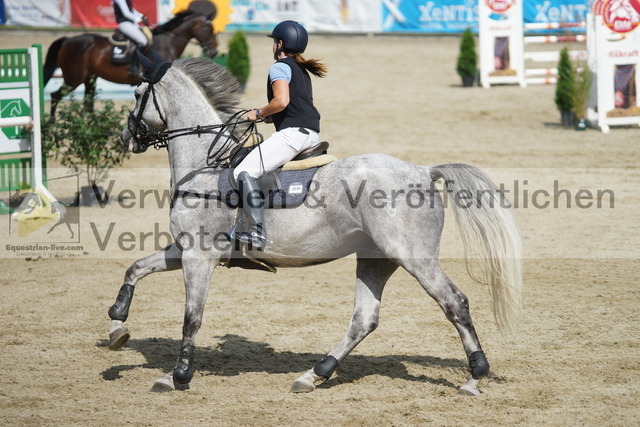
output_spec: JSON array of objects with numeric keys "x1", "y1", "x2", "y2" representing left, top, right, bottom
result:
[
  {"x1": 108, "y1": 243, "x2": 182, "y2": 350},
  {"x1": 405, "y1": 258, "x2": 489, "y2": 395},
  {"x1": 48, "y1": 83, "x2": 74, "y2": 122},
  {"x1": 291, "y1": 256, "x2": 398, "y2": 393}
]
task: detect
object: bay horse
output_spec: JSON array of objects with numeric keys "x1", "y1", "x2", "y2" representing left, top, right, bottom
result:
[
  {"x1": 109, "y1": 55, "x2": 523, "y2": 395},
  {"x1": 42, "y1": 11, "x2": 218, "y2": 120}
]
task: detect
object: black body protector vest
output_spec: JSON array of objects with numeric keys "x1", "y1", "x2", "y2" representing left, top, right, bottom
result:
[
  {"x1": 267, "y1": 56, "x2": 320, "y2": 133},
  {"x1": 114, "y1": 0, "x2": 134, "y2": 24}
]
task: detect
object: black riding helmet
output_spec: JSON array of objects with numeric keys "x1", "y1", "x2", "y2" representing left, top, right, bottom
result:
[{"x1": 267, "y1": 20, "x2": 308, "y2": 55}]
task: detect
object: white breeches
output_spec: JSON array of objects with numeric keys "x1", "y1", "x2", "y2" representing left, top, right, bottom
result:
[
  {"x1": 233, "y1": 127, "x2": 320, "y2": 180},
  {"x1": 118, "y1": 21, "x2": 148, "y2": 48}
]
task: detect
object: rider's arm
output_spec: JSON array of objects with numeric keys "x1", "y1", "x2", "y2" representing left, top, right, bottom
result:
[
  {"x1": 249, "y1": 80, "x2": 289, "y2": 121},
  {"x1": 115, "y1": 0, "x2": 144, "y2": 23},
  {"x1": 248, "y1": 62, "x2": 291, "y2": 121}
]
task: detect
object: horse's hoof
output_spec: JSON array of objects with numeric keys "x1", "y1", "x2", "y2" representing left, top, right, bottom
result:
[
  {"x1": 108, "y1": 325, "x2": 130, "y2": 350},
  {"x1": 150, "y1": 374, "x2": 175, "y2": 393},
  {"x1": 150, "y1": 381, "x2": 174, "y2": 393},
  {"x1": 457, "y1": 385, "x2": 481, "y2": 396},
  {"x1": 290, "y1": 369, "x2": 324, "y2": 393},
  {"x1": 291, "y1": 379, "x2": 316, "y2": 393}
]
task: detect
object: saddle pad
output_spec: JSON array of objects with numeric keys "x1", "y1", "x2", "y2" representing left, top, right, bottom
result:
[
  {"x1": 218, "y1": 167, "x2": 320, "y2": 209},
  {"x1": 111, "y1": 45, "x2": 131, "y2": 64},
  {"x1": 282, "y1": 154, "x2": 337, "y2": 171}
]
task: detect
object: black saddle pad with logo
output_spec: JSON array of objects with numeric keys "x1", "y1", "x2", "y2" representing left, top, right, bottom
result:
[
  {"x1": 218, "y1": 167, "x2": 320, "y2": 209},
  {"x1": 111, "y1": 45, "x2": 132, "y2": 64},
  {"x1": 110, "y1": 32, "x2": 132, "y2": 64}
]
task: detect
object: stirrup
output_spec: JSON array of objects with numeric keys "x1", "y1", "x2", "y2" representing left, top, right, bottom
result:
[{"x1": 236, "y1": 231, "x2": 267, "y2": 250}]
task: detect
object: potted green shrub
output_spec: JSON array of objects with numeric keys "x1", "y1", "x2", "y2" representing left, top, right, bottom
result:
[
  {"x1": 555, "y1": 47, "x2": 575, "y2": 127},
  {"x1": 456, "y1": 28, "x2": 477, "y2": 87},
  {"x1": 228, "y1": 31, "x2": 250, "y2": 92},
  {"x1": 571, "y1": 65, "x2": 592, "y2": 131},
  {"x1": 42, "y1": 91, "x2": 129, "y2": 206}
]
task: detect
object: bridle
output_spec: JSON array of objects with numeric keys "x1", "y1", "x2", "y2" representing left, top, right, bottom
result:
[
  {"x1": 127, "y1": 52, "x2": 258, "y2": 168},
  {"x1": 191, "y1": 16, "x2": 217, "y2": 55}
]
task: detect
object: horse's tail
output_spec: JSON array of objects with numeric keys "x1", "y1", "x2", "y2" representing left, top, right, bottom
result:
[
  {"x1": 43, "y1": 37, "x2": 67, "y2": 86},
  {"x1": 430, "y1": 163, "x2": 523, "y2": 334}
]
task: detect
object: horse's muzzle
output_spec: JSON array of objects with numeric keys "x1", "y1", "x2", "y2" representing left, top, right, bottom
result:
[
  {"x1": 120, "y1": 128, "x2": 133, "y2": 151},
  {"x1": 203, "y1": 46, "x2": 218, "y2": 58},
  {"x1": 120, "y1": 128, "x2": 146, "y2": 153}
]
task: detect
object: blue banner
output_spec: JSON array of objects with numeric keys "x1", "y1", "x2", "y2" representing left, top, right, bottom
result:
[
  {"x1": 523, "y1": 0, "x2": 589, "y2": 25},
  {"x1": 381, "y1": 0, "x2": 589, "y2": 33},
  {"x1": 0, "y1": 0, "x2": 5, "y2": 25},
  {"x1": 382, "y1": 0, "x2": 478, "y2": 33}
]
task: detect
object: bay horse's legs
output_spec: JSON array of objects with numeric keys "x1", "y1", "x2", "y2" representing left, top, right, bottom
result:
[
  {"x1": 108, "y1": 243, "x2": 182, "y2": 350},
  {"x1": 151, "y1": 249, "x2": 216, "y2": 392},
  {"x1": 402, "y1": 257, "x2": 489, "y2": 395},
  {"x1": 48, "y1": 83, "x2": 74, "y2": 122},
  {"x1": 291, "y1": 256, "x2": 398, "y2": 393},
  {"x1": 83, "y1": 75, "x2": 97, "y2": 111}
]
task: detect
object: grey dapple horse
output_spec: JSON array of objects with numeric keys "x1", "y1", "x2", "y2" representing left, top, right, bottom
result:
[{"x1": 110, "y1": 55, "x2": 523, "y2": 395}]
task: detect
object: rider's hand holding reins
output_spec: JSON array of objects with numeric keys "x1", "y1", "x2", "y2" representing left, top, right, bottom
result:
[{"x1": 247, "y1": 109, "x2": 260, "y2": 121}]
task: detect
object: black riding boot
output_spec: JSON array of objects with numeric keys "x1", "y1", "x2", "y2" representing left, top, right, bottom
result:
[
  {"x1": 128, "y1": 60, "x2": 140, "y2": 77},
  {"x1": 236, "y1": 172, "x2": 267, "y2": 250},
  {"x1": 126, "y1": 43, "x2": 141, "y2": 77}
]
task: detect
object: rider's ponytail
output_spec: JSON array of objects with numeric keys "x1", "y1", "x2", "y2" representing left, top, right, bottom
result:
[{"x1": 292, "y1": 53, "x2": 327, "y2": 78}]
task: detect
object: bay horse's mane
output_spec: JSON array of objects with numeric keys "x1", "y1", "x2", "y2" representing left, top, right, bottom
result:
[
  {"x1": 172, "y1": 57, "x2": 242, "y2": 122},
  {"x1": 153, "y1": 11, "x2": 200, "y2": 34}
]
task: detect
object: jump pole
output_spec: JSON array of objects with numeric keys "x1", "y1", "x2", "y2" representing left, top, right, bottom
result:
[
  {"x1": 478, "y1": 0, "x2": 588, "y2": 88},
  {"x1": 0, "y1": 44, "x2": 55, "y2": 205}
]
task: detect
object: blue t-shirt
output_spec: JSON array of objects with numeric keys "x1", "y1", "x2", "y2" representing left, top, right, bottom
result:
[{"x1": 269, "y1": 62, "x2": 292, "y2": 84}]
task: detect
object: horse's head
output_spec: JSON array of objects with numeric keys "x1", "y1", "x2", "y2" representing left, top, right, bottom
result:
[
  {"x1": 121, "y1": 51, "x2": 172, "y2": 154},
  {"x1": 190, "y1": 15, "x2": 218, "y2": 58}
]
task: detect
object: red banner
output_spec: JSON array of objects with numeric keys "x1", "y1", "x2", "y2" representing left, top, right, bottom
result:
[{"x1": 71, "y1": 0, "x2": 157, "y2": 28}]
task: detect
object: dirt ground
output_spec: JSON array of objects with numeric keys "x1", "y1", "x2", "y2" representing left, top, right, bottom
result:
[{"x1": 0, "y1": 29, "x2": 638, "y2": 426}]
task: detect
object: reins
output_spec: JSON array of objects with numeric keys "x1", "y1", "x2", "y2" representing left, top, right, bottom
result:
[
  {"x1": 129, "y1": 52, "x2": 260, "y2": 168},
  {"x1": 128, "y1": 76, "x2": 260, "y2": 167}
]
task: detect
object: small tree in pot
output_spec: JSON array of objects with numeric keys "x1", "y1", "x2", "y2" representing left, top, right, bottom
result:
[
  {"x1": 228, "y1": 31, "x2": 250, "y2": 92},
  {"x1": 555, "y1": 47, "x2": 575, "y2": 127},
  {"x1": 456, "y1": 28, "x2": 477, "y2": 87},
  {"x1": 42, "y1": 89, "x2": 129, "y2": 206}
]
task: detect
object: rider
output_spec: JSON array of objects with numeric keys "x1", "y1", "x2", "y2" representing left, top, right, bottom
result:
[
  {"x1": 234, "y1": 20, "x2": 327, "y2": 250},
  {"x1": 113, "y1": 0, "x2": 149, "y2": 75}
]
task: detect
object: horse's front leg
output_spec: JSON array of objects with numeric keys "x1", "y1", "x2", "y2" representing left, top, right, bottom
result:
[
  {"x1": 150, "y1": 248, "x2": 217, "y2": 393},
  {"x1": 108, "y1": 243, "x2": 182, "y2": 350}
]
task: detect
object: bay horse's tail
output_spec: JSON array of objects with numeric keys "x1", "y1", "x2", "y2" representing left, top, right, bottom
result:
[
  {"x1": 43, "y1": 37, "x2": 67, "y2": 86},
  {"x1": 430, "y1": 163, "x2": 523, "y2": 333}
]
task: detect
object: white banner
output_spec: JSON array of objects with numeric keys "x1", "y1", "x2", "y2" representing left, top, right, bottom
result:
[
  {"x1": 5, "y1": 0, "x2": 71, "y2": 27},
  {"x1": 228, "y1": 0, "x2": 382, "y2": 33},
  {"x1": 157, "y1": 0, "x2": 175, "y2": 24}
]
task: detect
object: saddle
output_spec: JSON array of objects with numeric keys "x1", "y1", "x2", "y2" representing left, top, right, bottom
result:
[
  {"x1": 218, "y1": 140, "x2": 336, "y2": 273},
  {"x1": 108, "y1": 27, "x2": 153, "y2": 65},
  {"x1": 219, "y1": 140, "x2": 336, "y2": 209}
]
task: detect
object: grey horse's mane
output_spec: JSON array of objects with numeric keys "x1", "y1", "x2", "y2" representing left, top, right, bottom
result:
[{"x1": 171, "y1": 57, "x2": 242, "y2": 123}]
